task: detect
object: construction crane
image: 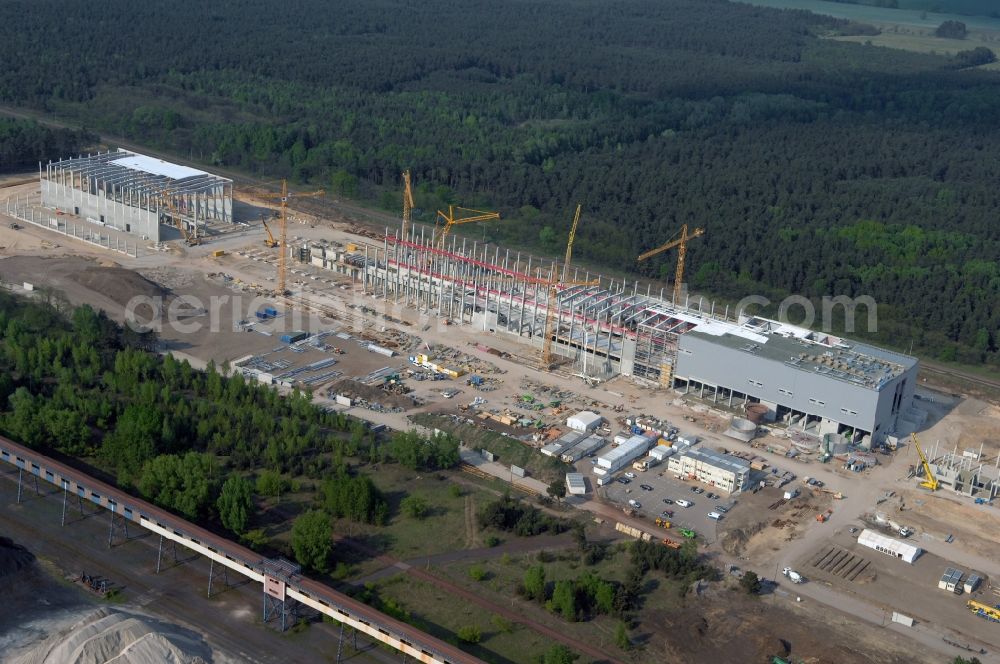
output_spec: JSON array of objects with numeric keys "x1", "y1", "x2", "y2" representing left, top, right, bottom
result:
[
  {"x1": 434, "y1": 205, "x2": 500, "y2": 251},
  {"x1": 469, "y1": 267, "x2": 597, "y2": 371},
  {"x1": 561, "y1": 204, "x2": 582, "y2": 282},
  {"x1": 401, "y1": 170, "x2": 416, "y2": 243},
  {"x1": 637, "y1": 224, "x2": 705, "y2": 304},
  {"x1": 910, "y1": 433, "x2": 939, "y2": 491},
  {"x1": 260, "y1": 213, "x2": 278, "y2": 248},
  {"x1": 245, "y1": 180, "x2": 324, "y2": 294}
]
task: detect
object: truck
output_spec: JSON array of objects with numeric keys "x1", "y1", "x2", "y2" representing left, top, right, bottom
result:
[
  {"x1": 782, "y1": 567, "x2": 804, "y2": 584},
  {"x1": 632, "y1": 456, "x2": 659, "y2": 472},
  {"x1": 887, "y1": 519, "x2": 913, "y2": 537},
  {"x1": 615, "y1": 522, "x2": 652, "y2": 542}
]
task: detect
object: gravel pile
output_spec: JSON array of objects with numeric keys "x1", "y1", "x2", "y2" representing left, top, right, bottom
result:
[{"x1": 12, "y1": 608, "x2": 213, "y2": 664}]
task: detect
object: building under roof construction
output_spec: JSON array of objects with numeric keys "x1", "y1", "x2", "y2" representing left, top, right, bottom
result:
[
  {"x1": 347, "y1": 224, "x2": 918, "y2": 445},
  {"x1": 40, "y1": 149, "x2": 233, "y2": 242}
]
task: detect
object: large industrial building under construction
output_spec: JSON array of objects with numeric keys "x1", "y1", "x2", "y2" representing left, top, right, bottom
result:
[
  {"x1": 322, "y1": 224, "x2": 919, "y2": 446},
  {"x1": 40, "y1": 149, "x2": 233, "y2": 242}
]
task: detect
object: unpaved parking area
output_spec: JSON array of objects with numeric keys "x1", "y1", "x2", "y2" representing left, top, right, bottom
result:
[{"x1": 597, "y1": 468, "x2": 736, "y2": 543}]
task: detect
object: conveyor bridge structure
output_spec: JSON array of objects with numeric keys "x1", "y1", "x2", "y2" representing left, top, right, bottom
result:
[{"x1": 0, "y1": 435, "x2": 482, "y2": 664}]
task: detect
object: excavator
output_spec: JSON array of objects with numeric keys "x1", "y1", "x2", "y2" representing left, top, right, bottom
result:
[{"x1": 260, "y1": 213, "x2": 279, "y2": 248}]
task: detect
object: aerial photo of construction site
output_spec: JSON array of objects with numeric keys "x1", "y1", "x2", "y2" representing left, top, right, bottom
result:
[{"x1": 2, "y1": 148, "x2": 1000, "y2": 664}]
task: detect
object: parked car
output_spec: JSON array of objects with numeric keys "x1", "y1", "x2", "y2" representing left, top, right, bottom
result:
[
  {"x1": 676, "y1": 499, "x2": 693, "y2": 508},
  {"x1": 617, "y1": 477, "x2": 630, "y2": 485},
  {"x1": 628, "y1": 499, "x2": 642, "y2": 509},
  {"x1": 706, "y1": 492, "x2": 719, "y2": 500},
  {"x1": 715, "y1": 505, "x2": 729, "y2": 513},
  {"x1": 707, "y1": 511, "x2": 723, "y2": 520},
  {"x1": 693, "y1": 487, "x2": 704, "y2": 494},
  {"x1": 814, "y1": 480, "x2": 825, "y2": 488},
  {"x1": 640, "y1": 484, "x2": 653, "y2": 491},
  {"x1": 624, "y1": 472, "x2": 637, "y2": 479},
  {"x1": 689, "y1": 486, "x2": 698, "y2": 493},
  {"x1": 590, "y1": 458, "x2": 598, "y2": 465},
  {"x1": 662, "y1": 498, "x2": 674, "y2": 505}
]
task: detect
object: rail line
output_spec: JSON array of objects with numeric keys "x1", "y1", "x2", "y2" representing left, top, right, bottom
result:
[{"x1": 0, "y1": 435, "x2": 483, "y2": 664}]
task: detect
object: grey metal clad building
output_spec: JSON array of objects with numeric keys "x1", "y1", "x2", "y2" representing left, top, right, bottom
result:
[
  {"x1": 673, "y1": 316, "x2": 918, "y2": 445},
  {"x1": 41, "y1": 149, "x2": 233, "y2": 242}
]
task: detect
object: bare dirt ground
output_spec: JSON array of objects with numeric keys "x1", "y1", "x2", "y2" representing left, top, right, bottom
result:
[{"x1": 649, "y1": 587, "x2": 938, "y2": 664}]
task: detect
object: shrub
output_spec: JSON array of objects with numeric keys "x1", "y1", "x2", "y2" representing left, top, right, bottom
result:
[{"x1": 457, "y1": 625, "x2": 481, "y2": 644}]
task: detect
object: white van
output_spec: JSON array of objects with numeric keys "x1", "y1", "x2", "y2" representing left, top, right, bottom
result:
[
  {"x1": 676, "y1": 499, "x2": 693, "y2": 508},
  {"x1": 707, "y1": 511, "x2": 723, "y2": 520}
]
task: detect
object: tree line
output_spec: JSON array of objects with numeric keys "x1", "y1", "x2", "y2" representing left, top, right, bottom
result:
[{"x1": 0, "y1": 118, "x2": 94, "y2": 173}]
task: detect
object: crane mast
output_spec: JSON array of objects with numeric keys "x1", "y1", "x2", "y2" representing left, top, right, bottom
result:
[
  {"x1": 910, "y1": 433, "x2": 939, "y2": 491},
  {"x1": 562, "y1": 204, "x2": 582, "y2": 282},
  {"x1": 401, "y1": 170, "x2": 415, "y2": 242},
  {"x1": 242, "y1": 179, "x2": 324, "y2": 295}
]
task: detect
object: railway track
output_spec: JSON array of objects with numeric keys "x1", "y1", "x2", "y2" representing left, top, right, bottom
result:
[{"x1": 919, "y1": 362, "x2": 1000, "y2": 395}]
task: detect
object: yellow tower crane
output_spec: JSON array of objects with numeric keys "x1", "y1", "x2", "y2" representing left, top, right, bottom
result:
[
  {"x1": 245, "y1": 180, "x2": 324, "y2": 295},
  {"x1": 910, "y1": 433, "x2": 939, "y2": 491},
  {"x1": 401, "y1": 170, "x2": 416, "y2": 242},
  {"x1": 561, "y1": 204, "x2": 582, "y2": 282},
  {"x1": 637, "y1": 224, "x2": 705, "y2": 304},
  {"x1": 434, "y1": 205, "x2": 500, "y2": 251}
]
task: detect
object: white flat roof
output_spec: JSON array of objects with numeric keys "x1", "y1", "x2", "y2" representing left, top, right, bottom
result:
[{"x1": 110, "y1": 153, "x2": 209, "y2": 180}]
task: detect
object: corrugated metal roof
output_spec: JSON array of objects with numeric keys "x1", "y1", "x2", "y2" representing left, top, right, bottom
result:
[{"x1": 110, "y1": 154, "x2": 209, "y2": 180}]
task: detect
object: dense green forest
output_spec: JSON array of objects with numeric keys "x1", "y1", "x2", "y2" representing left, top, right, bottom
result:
[
  {"x1": 1, "y1": 0, "x2": 999, "y2": 366},
  {"x1": 0, "y1": 290, "x2": 458, "y2": 553},
  {"x1": 0, "y1": 119, "x2": 94, "y2": 173}
]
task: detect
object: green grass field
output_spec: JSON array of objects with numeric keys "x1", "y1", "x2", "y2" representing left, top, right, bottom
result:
[
  {"x1": 740, "y1": 0, "x2": 1000, "y2": 30},
  {"x1": 368, "y1": 544, "x2": 671, "y2": 663}
]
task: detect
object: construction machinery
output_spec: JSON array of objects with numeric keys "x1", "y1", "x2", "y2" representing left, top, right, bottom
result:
[
  {"x1": 401, "y1": 170, "x2": 416, "y2": 242},
  {"x1": 910, "y1": 433, "x2": 939, "y2": 491},
  {"x1": 561, "y1": 203, "x2": 582, "y2": 281},
  {"x1": 244, "y1": 180, "x2": 324, "y2": 295},
  {"x1": 654, "y1": 517, "x2": 672, "y2": 529},
  {"x1": 261, "y1": 213, "x2": 279, "y2": 248},
  {"x1": 637, "y1": 224, "x2": 705, "y2": 304},
  {"x1": 679, "y1": 528, "x2": 696, "y2": 539},
  {"x1": 968, "y1": 600, "x2": 1000, "y2": 623},
  {"x1": 662, "y1": 538, "x2": 681, "y2": 549},
  {"x1": 434, "y1": 205, "x2": 500, "y2": 250}
]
